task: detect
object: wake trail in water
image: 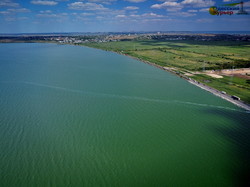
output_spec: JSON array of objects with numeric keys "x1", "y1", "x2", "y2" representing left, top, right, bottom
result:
[{"x1": 0, "y1": 80, "x2": 246, "y2": 113}]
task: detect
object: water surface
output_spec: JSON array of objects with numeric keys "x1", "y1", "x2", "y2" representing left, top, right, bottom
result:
[{"x1": 0, "y1": 43, "x2": 249, "y2": 186}]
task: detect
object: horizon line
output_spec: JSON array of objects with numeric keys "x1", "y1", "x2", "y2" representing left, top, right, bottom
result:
[{"x1": 1, "y1": 30, "x2": 250, "y2": 35}]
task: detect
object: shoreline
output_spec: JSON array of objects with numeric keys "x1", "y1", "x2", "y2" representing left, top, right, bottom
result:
[
  {"x1": 101, "y1": 48, "x2": 250, "y2": 111},
  {"x1": 2, "y1": 41, "x2": 250, "y2": 111},
  {"x1": 188, "y1": 79, "x2": 250, "y2": 111},
  {"x1": 124, "y1": 53, "x2": 250, "y2": 111}
]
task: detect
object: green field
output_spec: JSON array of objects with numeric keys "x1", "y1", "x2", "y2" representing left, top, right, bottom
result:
[{"x1": 82, "y1": 40, "x2": 250, "y2": 104}]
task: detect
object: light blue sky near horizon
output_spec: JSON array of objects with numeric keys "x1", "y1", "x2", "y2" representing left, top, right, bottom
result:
[{"x1": 0, "y1": 0, "x2": 250, "y2": 33}]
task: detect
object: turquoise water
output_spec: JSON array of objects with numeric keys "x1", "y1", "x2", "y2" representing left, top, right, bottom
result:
[{"x1": 0, "y1": 43, "x2": 249, "y2": 186}]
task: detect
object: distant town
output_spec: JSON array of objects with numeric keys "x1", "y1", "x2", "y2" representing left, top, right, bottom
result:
[{"x1": 1, "y1": 32, "x2": 250, "y2": 44}]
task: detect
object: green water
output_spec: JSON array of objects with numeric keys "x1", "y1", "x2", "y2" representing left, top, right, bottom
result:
[{"x1": 0, "y1": 43, "x2": 249, "y2": 187}]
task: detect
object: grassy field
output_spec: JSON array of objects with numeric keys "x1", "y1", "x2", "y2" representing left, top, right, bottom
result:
[{"x1": 82, "y1": 40, "x2": 250, "y2": 104}]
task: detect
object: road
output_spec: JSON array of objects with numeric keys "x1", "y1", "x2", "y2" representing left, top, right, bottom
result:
[{"x1": 188, "y1": 79, "x2": 250, "y2": 111}]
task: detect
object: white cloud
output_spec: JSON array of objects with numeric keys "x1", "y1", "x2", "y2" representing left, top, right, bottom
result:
[
  {"x1": 0, "y1": 8, "x2": 30, "y2": 15},
  {"x1": 37, "y1": 9, "x2": 68, "y2": 19},
  {"x1": 0, "y1": 11, "x2": 10, "y2": 15},
  {"x1": 31, "y1": 0, "x2": 58, "y2": 6},
  {"x1": 18, "y1": 17, "x2": 29, "y2": 20},
  {"x1": 151, "y1": 0, "x2": 214, "y2": 13},
  {"x1": 151, "y1": 2, "x2": 183, "y2": 11},
  {"x1": 4, "y1": 16, "x2": 29, "y2": 22},
  {"x1": 4, "y1": 17, "x2": 16, "y2": 21},
  {"x1": 169, "y1": 11, "x2": 196, "y2": 16},
  {"x1": 88, "y1": 0, "x2": 117, "y2": 3},
  {"x1": 124, "y1": 0, "x2": 146, "y2": 3},
  {"x1": 36, "y1": 12, "x2": 68, "y2": 20},
  {"x1": 151, "y1": 1, "x2": 181, "y2": 9},
  {"x1": 142, "y1": 13, "x2": 164, "y2": 17},
  {"x1": 37, "y1": 13, "x2": 58, "y2": 17},
  {"x1": 196, "y1": 18, "x2": 213, "y2": 23},
  {"x1": 115, "y1": 12, "x2": 165, "y2": 22},
  {"x1": 39, "y1": 10, "x2": 52, "y2": 13},
  {"x1": 130, "y1": 14, "x2": 140, "y2": 18},
  {"x1": 96, "y1": 16, "x2": 105, "y2": 19},
  {"x1": 188, "y1": 10, "x2": 198, "y2": 12},
  {"x1": 178, "y1": 12, "x2": 196, "y2": 16},
  {"x1": 199, "y1": 8, "x2": 208, "y2": 12},
  {"x1": 80, "y1": 12, "x2": 94, "y2": 16},
  {"x1": 188, "y1": 9, "x2": 198, "y2": 12},
  {"x1": 116, "y1": 15, "x2": 127, "y2": 18},
  {"x1": 0, "y1": 0, "x2": 19, "y2": 7},
  {"x1": 68, "y1": 2, "x2": 108, "y2": 11},
  {"x1": 124, "y1": 6, "x2": 139, "y2": 10},
  {"x1": 141, "y1": 18, "x2": 173, "y2": 23},
  {"x1": 181, "y1": 0, "x2": 215, "y2": 8},
  {"x1": 157, "y1": 0, "x2": 178, "y2": 1},
  {"x1": 8, "y1": 8, "x2": 30, "y2": 13}
]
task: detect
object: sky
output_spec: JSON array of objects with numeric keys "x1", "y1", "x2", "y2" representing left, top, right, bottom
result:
[{"x1": 0, "y1": 0, "x2": 250, "y2": 33}]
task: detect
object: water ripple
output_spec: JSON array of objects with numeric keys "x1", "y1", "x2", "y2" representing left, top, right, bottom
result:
[{"x1": 0, "y1": 80, "x2": 245, "y2": 113}]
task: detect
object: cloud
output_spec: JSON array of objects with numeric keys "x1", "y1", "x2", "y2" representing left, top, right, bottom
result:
[
  {"x1": 31, "y1": 0, "x2": 58, "y2": 6},
  {"x1": 0, "y1": 0, "x2": 19, "y2": 7},
  {"x1": 169, "y1": 11, "x2": 196, "y2": 17},
  {"x1": 36, "y1": 13, "x2": 58, "y2": 17},
  {"x1": 36, "y1": 12, "x2": 68, "y2": 22},
  {"x1": 115, "y1": 12, "x2": 165, "y2": 22},
  {"x1": 181, "y1": 0, "x2": 215, "y2": 8},
  {"x1": 96, "y1": 16, "x2": 105, "y2": 19},
  {"x1": 4, "y1": 16, "x2": 29, "y2": 22},
  {"x1": 142, "y1": 13, "x2": 164, "y2": 18},
  {"x1": 39, "y1": 10, "x2": 52, "y2": 13},
  {"x1": 157, "y1": 0, "x2": 178, "y2": 1},
  {"x1": 37, "y1": 9, "x2": 68, "y2": 18},
  {"x1": 68, "y1": 2, "x2": 108, "y2": 11},
  {"x1": 8, "y1": 8, "x2": 31, "y2": 13},
  {"x1": 124, "y1": 6, "x2": 139, "y2": 10},
  {"x1": 188, "y1": 9, "x2": 198, "y2": 12},
  {"x1": 0, "y1": 11, "x2": 10, "y2": 15},
  {"x1": 130, "y1": 14, "x2": 140, "y2": 18},
  {"x1": 0, "y1": 8, "x2": 30, "y2": 16},
  {"x1": 88, "y1": 0, "x2": 117, "y2": 3},
  {"x1": 178, "y1": 12, "x2": 196, "y2": 16},
  {"x1": 151, "y1": 2, "x2": 183, "y2": 11},
  {"x1": 196, "y1": 18, "x2": 213, "y2": 23},
  {"x1": 151, "y1": 0, "x2": 215, "y2": 12},
  {"x1": 124, "y1": 0, "x2": 146, "y2": 3},
  {"x1": 199, "y1": 8, "x2": 208, "y2": 12},
  {"x1": 80, "y1": 12, "x2": 94, "y2": 16},
  {"x1": 151, "y1": 2, "x2": 181, "y2": 9},
  {"x1": 116, "y1": 15, "x2": 127, "y2": 18}
]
